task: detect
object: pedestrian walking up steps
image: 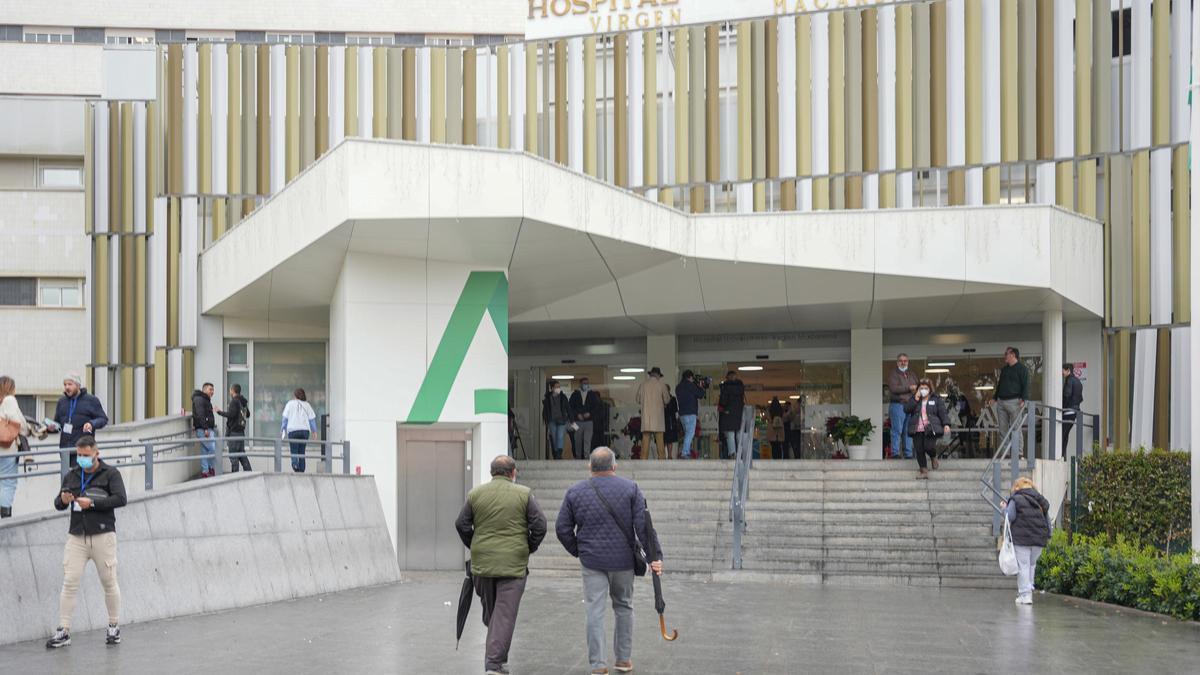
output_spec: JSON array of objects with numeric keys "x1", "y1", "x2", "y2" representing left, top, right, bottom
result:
[{"x1": 519, "y1": 459, "x2": 1011, "y2": 589}]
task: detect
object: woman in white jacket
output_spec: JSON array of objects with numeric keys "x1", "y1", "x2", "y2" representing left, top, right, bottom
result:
[
  {"x1": 281, "y1": 388, "x2": 317, "y2": 473},
  {"x1": 0, "y1": 376, "x2": 30, "y2": 518}
]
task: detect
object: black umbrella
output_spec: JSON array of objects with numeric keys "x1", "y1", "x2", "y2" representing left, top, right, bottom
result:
[
  {"x1": 455, "y1": 559, "x2": 473, "y2": 649},
  {"x1": 643, "y1": 510, "x2": 678, "y2": 641}
]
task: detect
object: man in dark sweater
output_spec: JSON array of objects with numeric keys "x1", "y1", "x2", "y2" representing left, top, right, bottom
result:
[
  {"x1": 675, "y1": 370, "x2": 707, "y2": 459},
  {"x1": 45, "y1": 436, "x2": 127, "y2": 649},
  {"x1": 556, "y1": 448, "x2": 662, "y2": 674},
  {"x1": 1061, "y1": 363, "x2": 1084, "y2": 452},
  {"x1": 216, "y1": 383, "x2": 251, "y2": 472},
  {"x1": 990, "y1": 347, "x2": 1031, "y2": 457}
]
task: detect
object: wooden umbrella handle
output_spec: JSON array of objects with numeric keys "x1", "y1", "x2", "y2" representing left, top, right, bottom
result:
[{"x1": 659, "y1": 614, "x2": 678, "y2": 641}]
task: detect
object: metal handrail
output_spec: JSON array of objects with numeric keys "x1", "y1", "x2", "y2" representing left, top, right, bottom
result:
[
  {"x1": 979, "y1": 401, "x2": 1100, "y2": 535},
  {"x1": 728, "y1": 405, "x2": 755, "y2": 570},
  {"x1": 8, "y1": 434, "x2": 352, "y2": 490}
]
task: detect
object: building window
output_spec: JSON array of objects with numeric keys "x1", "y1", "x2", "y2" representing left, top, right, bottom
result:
[
  {"x1": 105, "y1": 33, "x2": 155, "y2": 45},
  {"x1": 39, "y1": 165, "x2": 83, "y2": 189},
  {"x1": 15, "y1": 395, "x2": 36, "y2": 419},
  {"x1": 39, "y1": 279, "x2": 82, "y2": 308},
  {"x1": 0, "y1": 278, "x2": 36, "y2": 306},
  {"x1": 1111, "y1": 9, "x2": 1131, "y2": 58},
  {"x1": 24, "y1": 29, "x2": 74, "y2": 44},
  {"x1": 186, "y1": 30, "x2": 235, "y2": 43},
  {"x1": 347, "y1": 34, "x2": 394, "y2": 46},
  {"x1": 266, "y1": 33, "x2": 315, "y2": 44},
  {"x1": 425, "y1": 35, "x2": 474, "y2": 47}
]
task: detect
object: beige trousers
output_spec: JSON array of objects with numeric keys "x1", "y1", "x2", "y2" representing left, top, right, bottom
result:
[
  {"x1": 641, "y1": 432, "x2": 665, "y2": 459},
  {"x1": 59, "y1": 532, "x2": 120, "y2": 629}
]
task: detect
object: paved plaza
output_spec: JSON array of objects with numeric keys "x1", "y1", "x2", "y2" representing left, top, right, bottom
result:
[{"x1": 2, "y1": 572, "x2": 1197, "y2": 674}]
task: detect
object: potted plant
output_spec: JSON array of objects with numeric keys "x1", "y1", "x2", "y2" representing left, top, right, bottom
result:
[{"x1": 828, "y1": 415, "x2": 876, "y2": 460}]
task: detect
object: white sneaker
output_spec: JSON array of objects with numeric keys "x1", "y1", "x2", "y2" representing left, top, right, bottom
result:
[{"x1": 1015, "y1": 594, "x2": 1033, "y2": 605}]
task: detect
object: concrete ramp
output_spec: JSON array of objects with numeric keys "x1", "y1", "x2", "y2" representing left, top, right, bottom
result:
[{"x1": 0, "y1": 473, "x2": 399, "y2": 645}]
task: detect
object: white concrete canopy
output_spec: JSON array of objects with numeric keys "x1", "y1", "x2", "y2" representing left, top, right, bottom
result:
[{"x1": 201, "y1": 139, "x2": 1104, "y2": 338}]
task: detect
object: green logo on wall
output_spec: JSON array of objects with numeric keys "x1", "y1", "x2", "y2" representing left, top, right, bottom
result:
[{"x1": 406, "y1": 271, "x2": 509, "y2": 425}]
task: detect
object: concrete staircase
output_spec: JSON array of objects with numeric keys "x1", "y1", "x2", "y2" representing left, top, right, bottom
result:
[
  {"x1": 518, "y1": 459, "x2": 1008, "y2": 588},
  {"x1": 731, "y1": 459, "x2": 1009, "y2": 588}
]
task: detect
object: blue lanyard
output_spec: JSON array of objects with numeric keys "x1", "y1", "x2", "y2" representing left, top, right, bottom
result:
[
  {"x1": 67, "y1": 396, "x2": 78, "y2": 422},
  {"x1": 80, "y1": 469, "x2": 95, "y2": 495}
]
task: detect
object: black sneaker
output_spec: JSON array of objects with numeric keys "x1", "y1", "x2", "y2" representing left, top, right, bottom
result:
[
  {"x1": 45, "y1": 627, "x2": 70, "y2": 649},
  {"x1": 106, "y1": 624, "x2": 121, "y2": 645}
]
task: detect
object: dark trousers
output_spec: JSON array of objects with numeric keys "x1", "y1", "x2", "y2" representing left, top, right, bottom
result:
[
  {"x1": 786, "y1": 429, "x2": 802, "y2": 459},
  {"x1": 288, "y1": 430, "x2": 310, "y2": 472},
  {"x1": 1061, "y1": 409, "x2": 1078, "y2": 453},
  {"x1": 227, "y1": 433, "x2": 251, "y2": 472},
  {"x1": 913, "y1": 433, "x2": 939, "y2": 470},
  {"x1": 473, "y1": 575, "x2": 527, "y2": 672}
]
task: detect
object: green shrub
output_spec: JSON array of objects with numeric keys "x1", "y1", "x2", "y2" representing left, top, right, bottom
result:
[
  {"x1": 1036, "y1": 530, "x2": 1200, "y2": 621},
  {"x1": 1074, "y1": 448, "x2": 1191, "y2": 553}
]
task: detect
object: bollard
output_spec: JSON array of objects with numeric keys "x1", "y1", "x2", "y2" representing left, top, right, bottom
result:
[
  {"x1": 144, "y1": 442, "x2": 155, "y2": 490},
  {"x1": 274, "y1": 438, "x2": 283, "y2": 473}
]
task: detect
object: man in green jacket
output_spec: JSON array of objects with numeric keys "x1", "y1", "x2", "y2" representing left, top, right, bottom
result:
[
  {"x1": 989, "y1": 346, "x2": 1032, "y2": 458},
  {"x1": 455, "y1": 455, "x2": 547, "y2": 675}
]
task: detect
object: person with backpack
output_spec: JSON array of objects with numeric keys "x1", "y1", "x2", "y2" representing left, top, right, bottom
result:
[
  {"x1": 1003, "y1": 477, "x2": 1051, "y2": 605},
  {"x1": 216, "y1": 383, "x2": 251, "y2": 472}
]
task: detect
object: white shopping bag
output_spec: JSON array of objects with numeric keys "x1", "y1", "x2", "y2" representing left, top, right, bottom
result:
[{"x1": 998, "y1": 518, "x2": 1019, "y2": 576}]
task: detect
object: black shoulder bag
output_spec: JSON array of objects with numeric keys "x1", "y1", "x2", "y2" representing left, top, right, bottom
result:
[{"x1": 588, "y1": 478, "x2": 647, "y2": 577}]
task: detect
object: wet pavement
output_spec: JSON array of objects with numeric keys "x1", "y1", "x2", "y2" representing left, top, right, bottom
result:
[{"x1": 2, "y1": 572, "x2": 1198, "y2": 674}]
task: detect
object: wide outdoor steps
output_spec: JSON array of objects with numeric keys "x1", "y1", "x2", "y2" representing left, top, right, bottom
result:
[{"x1": 517, "y1": 458, "x2": 1009, "y2": 589}]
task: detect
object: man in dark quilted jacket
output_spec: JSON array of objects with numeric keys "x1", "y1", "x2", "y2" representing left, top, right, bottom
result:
[{"x1": 556, "y1": 447, "x2": 663, "y2": 675}]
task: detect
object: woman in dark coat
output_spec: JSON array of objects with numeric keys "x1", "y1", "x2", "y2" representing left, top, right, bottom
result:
[
  {"x1": 717, "y1": 371, "x2": 745, "y2": 459},
  {"x1": 903, "y1": 378, "x2": 951, "y2": 479},
  {"x1": 1004, "y1": 477, "x2": 1051, "y2": 605}
]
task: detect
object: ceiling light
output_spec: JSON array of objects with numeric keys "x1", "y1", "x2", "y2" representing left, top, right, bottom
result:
[
  {"x1": 925, "y1": 368, "x2": 950, "y2": 374},
  {"x1": 613, "y1": 375, "x2": 636, "y2": 381},
  {"x1": 789, "y1": 395, "x2": 801, "y2": 400},
  {"x1": 928, "y1": 362, "x2": 956, "y2": 367},
  {"x1": 551, "y1": 375, "x2": 574, "y2": 380},
  {"x1": 737, "y1": 365, "x2": 763, "y2": 372},
  {"x1": 619, "y1": 367, "x2": 644, "y2": 373},
  {"x1": 974, "y1": 385, "x2": 994, "y2": 391}
]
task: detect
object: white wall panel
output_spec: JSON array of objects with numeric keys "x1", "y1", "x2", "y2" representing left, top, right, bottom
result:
[
  {"x1": 183, "y1": 45, "x2": 198, "y2": 194},
  {"x1": 330, "y1": 47, "x2": 345, "y2": 149},
  {"x1": 568, "y1": 36, "x2": 584, "y2": 172},
  {"x1": 1130, "y1": 328, "x2": 1157, "y2": 450},
  {"x1": 358, "y1": 46, "x2": 373, "y2": 138},
  {"x1": 150, "y1": 198, "x2": 168, "y2": 351},
  {"x1": 1170, "y1": 326, "x2": 1190, "y2": 451},
  {"x1": 1150, "y1": 148, "x2": 1173, "y2": 323},
  {"x1": 416, "y1": 48, "x2": 430, "y2": 144},
  {"x1": 1053, "y1": 0, "x2": 1075, "y2": 157},
  {"x1": 1171, "y1": 0, "x2": 1192, "y2": 142},
  {"x1": 630, "y1": 31, "x2": 644, "y2": 188},
  {"x1": 269, "y1": 44, "x2": 285, "y2": 193},
  {"x1": 1130, "y1": 0, "x2": 1152, "y2": 149},
  {"x1": 134, "y1": 103, "x2": 147, "y2": 234},
  {"x1": 510, "y1": 43, "x2": 525, "y2": 151},
  {"x1": 212, "y1": 45, "x2": 229, "y2": 195},
  {"x1": 94, "y1": 104, "x2": 109, "y2": 233},
  {"x1": 180, "y1": 198, "x2": 199, "y2": 347}
]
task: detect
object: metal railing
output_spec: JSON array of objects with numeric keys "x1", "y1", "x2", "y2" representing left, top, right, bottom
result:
[
  {"x1": 11, "y1": 434, "x2": 352, "y2": 490},
  {"x1": 728, "y1": 405, "x2": 756, "y2": 570},
  {"x1": 979, "y1": 402, "x2": 1099, "y2": 535}
]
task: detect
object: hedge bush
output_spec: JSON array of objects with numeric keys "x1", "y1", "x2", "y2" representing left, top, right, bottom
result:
[
  {"x1": 1036, "y1": 530, "x2": 1200, "y2": 621},
  {"x1": 1074, "y1": 448, "x2": 1191, "y2": 553}
]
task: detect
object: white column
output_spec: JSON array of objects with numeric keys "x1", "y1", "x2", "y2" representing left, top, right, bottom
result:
[
  {"x1": 629, "y1": 31, "x2": 644, "y2": 188},
  {"x1": 1131, "y1": 0, "x2": 1152, "y2": 150},
  {"x1": 1189, "y1": 3, "x2": 1200, "y2": 561},
  {"x1": 810, "y1": 15, "x2": 829, "y2": 209},
  {"x1": 946, "y1": 0, "x2": 969, "y2": 200},
  {"x1": 213, "y1": 45, "x2": 228, "y2": 197},
  {"x1": 183, "y1": 45, "x2": 198, "y2": 194},
  {"x1": 779, "y1": 21, "x2": 797, "y2": 200},
  {"x1": 877, "y1": 5, "x2": 897, "y2": 211},
  {"x1": 850, "y1": 328, "x2": 884, "y2": 460},
  {"x1": 358, "y1": 46, "x2": 374, "y2": 138},
  {"x1": 269, "y1": 44, "x2": 286, "y2": 193},
  {"x1": 1150, "y1": 149, "x2": 1174, "y2": 323},
  {"x1": 1042, "y1": 310, "x2": 1063, "y2": 457},
  {"x1": 569, "y1": 36, "x2": 584, "y2": 172},
  {"x1": 1130, "y1": 328, "x2": 1157, "y2": 450},
  {"x1": 510, "y1": 43, "x2": 525, "y2": 151},
  {"x1": 330, "y1": 47, "x2": 345, "y2": 148},
  {"x1": 416, "y1": 48, "x2": 430, "y2": 144},
  {"x1": 981, "y1": 0, "x2": 1000, "y2": 197},
  {"x1": 646, "y1": 334, "x2": 678, "y2": 387}
]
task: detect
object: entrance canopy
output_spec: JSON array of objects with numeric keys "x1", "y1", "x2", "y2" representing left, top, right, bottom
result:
[{"x1": 200, "y1": 139, "x2": 1103, "y2": 336}]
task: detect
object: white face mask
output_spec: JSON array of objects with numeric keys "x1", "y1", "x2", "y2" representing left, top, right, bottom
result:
[
  {"x1": 898, "y1": 365, "x2": 908, "y2": 372},
  {"x1": 918, "y1": 388, "x2": 930, "y2": 397}
]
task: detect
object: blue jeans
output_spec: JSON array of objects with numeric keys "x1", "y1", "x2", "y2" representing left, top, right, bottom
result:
[
  {"x1": 724, "y1": 431, "x2": 737, "y2": 459},
  {"x1": 0, "y1": 455, "x2": 17, "y2": 508},
  {"x1": 549, "y1": 422, "x2": 567, "y2": 459},
  {"x1": 889, "y1": 403, "x2": 912, "y2": 458},
  {"x1": 196, "y1": 429, "x2": 217, "y2": 473},
  {"x1": 289, "y1": 430, "x2": 310, "y2": 472},
  {"x1": 679, "y1": 414, "x2": 698, "y2": 458}
]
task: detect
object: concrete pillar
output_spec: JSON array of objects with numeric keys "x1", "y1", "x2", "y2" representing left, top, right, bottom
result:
[
  {"x1": 1065, "y1": 319, "x2": 1102, "y2": 454},
  {"x1": 1042, "y1": 310, "x2": 1063, "y2": 458},
  {"x1": 646, "y1": 334, "x2": 678, "y2": 387},
  {"x1": 850, "y1": 328, "x2": 884, "y2": 459},
  {"x1": 1189, "y1": 7, "x2": 1200, "y2": 562},
  {"x1": 331, "y1": 252, "x2": 509, "y2": 551}
]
